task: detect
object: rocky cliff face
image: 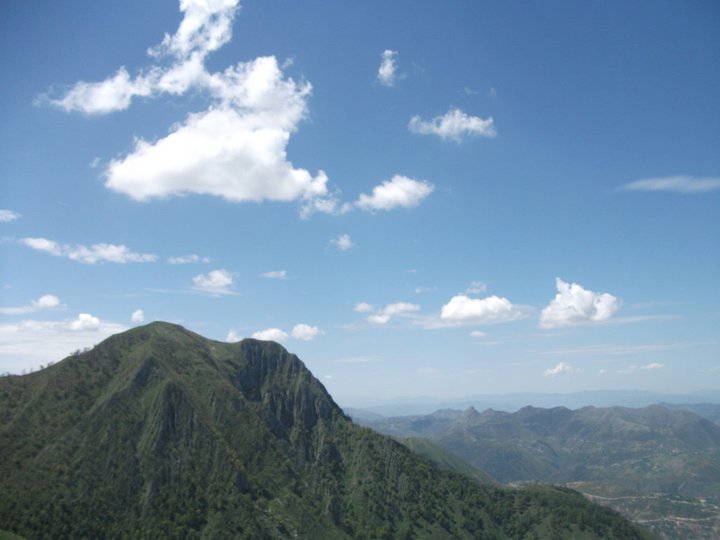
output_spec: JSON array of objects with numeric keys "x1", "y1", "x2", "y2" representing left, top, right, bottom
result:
[{"x1": 0, "y1": 322, "x2": 652, "y2": 539}]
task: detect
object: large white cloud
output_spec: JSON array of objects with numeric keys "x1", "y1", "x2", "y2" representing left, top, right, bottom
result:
[
  {"x1": 0, "y1": 315, "x2": 126, "y2": 373},
  {"x1": 45, "y1": 1, "x2": 331, "y2": 211},
  {"x1": 104, "y1": 58, "x2": 328, "y2": 203},
  {"x1": 440, "y1": 295, "x2": 522, "y2": 325},
  {"x1": 540, "y1": 278, "x2": 619, "y2": 329},
  {"x1": 377, "y1": 50, "x2": 399, "y2": 87},
  {"x1": 620, "y1": 175, "x2": 720, "y2": 194},
  {"x1": 356, "y1": 175, "x2": 434, "y2": 212},
  {"x1": 409, "y1": 108, "x2": 496, "y2": 142},
  {"x1": 21, "y1": 237, "x2": 157, "y2": 264}
]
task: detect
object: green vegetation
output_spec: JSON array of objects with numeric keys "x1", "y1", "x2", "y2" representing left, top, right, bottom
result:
[
  {"x1": 0, "y1": 322, "x2": 653, "y2": 539},
  {"x1": 398, "y1": 436, "x2": 499, "y2": 486},
  {"x1": 360, "y1": 403, "x2": 720, "y2": 539}
]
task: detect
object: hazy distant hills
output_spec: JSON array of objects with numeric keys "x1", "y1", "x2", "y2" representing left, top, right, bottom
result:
[
  {"x1": 0, "y1": 322, "x2": 651, "y2": 539},
  {"x1": 344, "y1": 389, "x2": 720, "y2": 418},
  {"x1": 357, "y1": 405, "x2": 720, "y2": 539}
]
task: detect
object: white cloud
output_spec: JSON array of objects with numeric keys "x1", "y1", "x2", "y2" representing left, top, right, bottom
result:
[
  {"x1": 620, "y1": 175, "x2": 720, "y2": 194},
  {"x1": 367, "y1": 302, "x2": 420, "y2": 325},
  {"x1": 354, "y1": 302, "x2": 374, "y2": 313},
  {"x1": 104, "y1": 92, "x2": 328, "y2": 204},
  {"x1": 0, "y1": 210, "x2": 20, "y2": 222},
  {"x1": 291, "y1": 323, "x2": 323, "y2": 341},
  {"x1": 544, "y1": 362, "x2": 576, "y2": 377},
  {"x1": 540, "y1": 278, "x2": 619, "y2": 329},
  {"x1": 409, "y1": 108, "x2": 496, "y2": 142},
  {"x1": 619, "y1": 362, "x2": 665, "y2": 374},
  {"x1": 21, "y1": 237, "x2": 157, "y2": 264},
  {"x1": 299, "y1": 195, "x2": 352, "y2": 219},
  {"x1": 441, "y1": 295, "x2": 523, "y2": 325},
  {"x1": 356, "y1": 175, "x2": 434, "y2": 212},
  {"x1": 0, "y1": 294, "x2": 60, "y2": 315},
  {"x1": 168, "y1": 254, "x2": 210, "y2": 264},
  {"x1": 466, "y1": 281, "x2": 487, "y2": 294},
  {"x1": 377, "y1": 50, "x2": 399, "y2": 87},
  {"x1": 469, "y1": 330, "x2": 487, "y2": 338},
  {"x1": 261, "y1": 270, "x2": 287, "y2": 279},
  {"x1": 44, "y1": 1, "x2": 331, "y2": 214},
  {"x1": 640, "y1": 362, "x2": 664, "y2": 370},
  {"x1": 226, "y1": 329, "x2": 241, "y2": 342},
  {"x1": 148, "y1": 0, "x2": 239, "y2": 60},
  {"x1": 331, "y1": 234, "x2": 353, "y2": 251},
  {"x1": 131, "y1": 309, "x2": 144, "y2": 324},
  {"x1": 414, "y1": 286, "x2": 435, "y2": 294},
  {"x1": 45, "y1": 0, "x2": 241, "y2": 115},
  {"x1": 46, "y1": 67, "x2": 154, "y2": 115},
  {"x1": 192, "y1": 269, "x2": 236, "y2": 295},
  {"x1": 68, "y1": 313, "x2": 101, "y2": 331},
  {"x1": 0, "y1": 316, "x2": 126, "y2": 373},
  {"x1": 251, "y1": 327, "x2": 288, "y2": 342}
]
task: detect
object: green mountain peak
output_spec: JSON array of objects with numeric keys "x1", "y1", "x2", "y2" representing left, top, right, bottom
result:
[{"x1": 0, "y1": 323, "x2": 653, "y2": 539}]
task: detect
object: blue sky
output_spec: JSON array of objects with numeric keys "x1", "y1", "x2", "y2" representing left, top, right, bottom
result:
[{"x1": 1, "y1": 0, "x2": 718, "y2": 406}]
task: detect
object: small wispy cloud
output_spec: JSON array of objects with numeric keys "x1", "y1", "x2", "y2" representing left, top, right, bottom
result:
[
  {"x1": 261, "y1": 270, "x2": 287, "y2": 279},
  {"x1": 364, "y1": 302, "x2": 420, "y2": 325},
  {"x1": 168, "y1": 254, "x2": 210, "y2": 264},
  {"x1": 377, "y1": 50, "x2": 399, "y2": 87},
  {"x1": 191, "y1": 269, "x2": 237, "y2": 296},
  {"x1": 0, "y1": 294, "x2": 60, "y2": 315},
  {"x1": 0, "y1": 210, "x2": 20, "y2": 223},
  {"x1": 619, "y1": 362, "x2": 664, "y2": 374},
  {"x1": 20, "y1": 237, "x2": 157, "y2": 264},
  {"x1": 465, "y1": 281, "x2": 487, "y2": 294},
  {"x1": 542, "y1": 342, "x2": 690, "y2": 356},
  {"x1": 331, "y1": 234, "x2": 354, "y2": 251},
  {"x1": 409, "y1": 108, "x2": 496, "y2": 142},
  {"x1": 620, "y1": 175, "x2": 720, "y2": 194},
  {"x1": 543, "y1": 362, "x2": 578, "y2": 377},
  {"x1": 131, "y1": 309, "x2": 144, "y2": 324}
]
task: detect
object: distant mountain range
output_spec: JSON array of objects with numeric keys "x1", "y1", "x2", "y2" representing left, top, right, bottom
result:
[
  {"x1": 356, "y1": 404, "x2": 720, "y2": 539},
  {"x1": 0, "y1": 322, "x2": 651, "y2": 539},
  {"x1": 344, "y1": 389, "x2": 720, "y2": 418}
]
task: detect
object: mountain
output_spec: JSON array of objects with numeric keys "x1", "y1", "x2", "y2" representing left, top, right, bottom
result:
[
  {"x1": 0, "y1": 322, "x2": 652, "y2": 539},
  {"x1": 658, "y1": 402, "x2": 720, "y2": 424},
  {"x1": 345, "y1": 389, "x2": 720, "y2": 417},
  {"x1": 396, "y1": 436, "x2": 499, "y2": 486},
  {"x1": 358, "y1": 405, "x2": 720, "y2": 539}
]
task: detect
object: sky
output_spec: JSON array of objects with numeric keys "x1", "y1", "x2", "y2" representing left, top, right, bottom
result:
[{"x1": 1, "y1": 0, "x2": 719, "y2": 406}]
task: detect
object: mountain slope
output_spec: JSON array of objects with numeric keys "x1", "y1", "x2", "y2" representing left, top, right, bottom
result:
[
  {"x1": 359, "y1": 404, "x2": 720, "y2": 539},
  {"x1": 0, "y1": 322, "x2": 652, "y2": 539}
]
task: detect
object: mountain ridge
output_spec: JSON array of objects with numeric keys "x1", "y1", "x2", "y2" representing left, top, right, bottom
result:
[{"x1": 0, "y1": 322, "x2": 652, "y2": 539}]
